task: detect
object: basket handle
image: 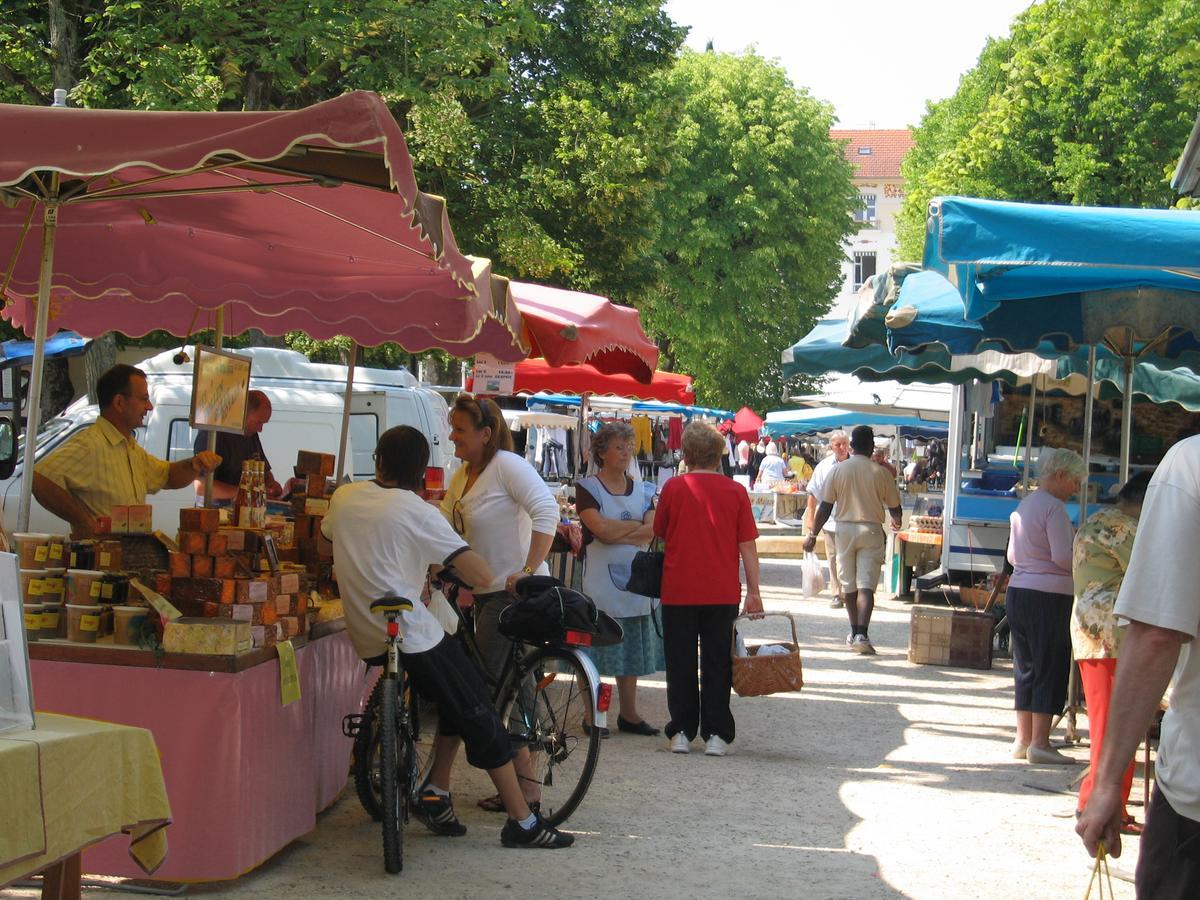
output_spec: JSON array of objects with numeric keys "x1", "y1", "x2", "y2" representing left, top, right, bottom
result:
[{"x1": 732, "y1": 611, "x2": 800, "y2": 652}]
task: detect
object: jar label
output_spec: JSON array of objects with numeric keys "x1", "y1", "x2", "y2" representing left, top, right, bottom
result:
[
  {"x1": 101, "y1": 582, "x2": 114, "y2": 600},
  {"x1": 49, "y1": 544, "x2": 63, "y2": 559},
  {"x1": 80, "y1": 614, "x2": 100, "y2": 632},
  {"x1": 90, "y1": 581, "x2": 102, "y2": 598},
  {"x1": 99, "y1": 552, "x2": 111, "y2": 568},
  {"x1": 35, "y1": 545, "x2": 48, "y2": 562},
  {"x1": 42, "y1": 611, "x2": 60, "y2": 628},
  {"x1": 27, "y1": 579, "x2": 43, "y2": 596},
  {"x1": 24, "y1": 612, "x2": 40, "y2": 630}
]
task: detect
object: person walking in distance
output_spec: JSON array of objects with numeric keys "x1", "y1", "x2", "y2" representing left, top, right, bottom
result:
[
  {"x1": 803, "y1": 426, "x2": 902, "y2": 654},
  {"x1": 805, "y1": 431, "x2": 851, "y2": 609}
]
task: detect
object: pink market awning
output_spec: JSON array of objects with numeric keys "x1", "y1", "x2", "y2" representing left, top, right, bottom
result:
[
  {"x1": 732, "y1": 406, "x2": 764, "y2": 441},
  {"x1": 511, "y1": 358, "x2": 694, "y2": 404},
  {"x1": 0, "y1": 91, "x2": 524, "y2": 355}
]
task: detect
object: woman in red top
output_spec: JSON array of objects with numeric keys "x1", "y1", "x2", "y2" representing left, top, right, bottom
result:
[{"x1": 654, "y1": 422, "x2": 763, "y2": 757}]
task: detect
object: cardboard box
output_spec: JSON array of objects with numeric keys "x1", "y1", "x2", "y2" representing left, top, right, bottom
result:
[
  {"x1": 178, "y1": 531, "x2": 208, "y2": 555},
  {"x1": 168, "y1": 551, "x2": 191, "y2": 578},
  {"x1": 296, "y1": 450, "x2": 334, "y2": 477},
  {"x1": 109, "y1": 505, "x2": 130, "y2": 534},
  {"x1": 908, "y1": 605, "x2": 994, "y2": 670},
  {"x1": 127, "y1": 505, "x2": 153, "y2": 533},
  {"x1": 180, "y1": 508, "x2": 220, "y2": 533},
  {"x1": 303, "y1": 497, "x2": 330, "y2": 516},
  {"x1": 206, "y1": 532, "x2": 229, "y2": 556},
  {"x1": 213, "y1": 556, "x2": 237, "y2": 579},
  {"x1": 191, "y1": 555, "x2": 213, "y2": 578},
  {"x1": 305, "y1": 474, "x2": 328, "y2": 498},
  {"x1": 279, "y1": 572, "x2": 301, "y2": 594},
  {"x1": 235, "y1": 578, "x2": 271, "y2": 604},
  {"x1": 171, "y1": 576, "x2": 235, "y2": 605},
  {"x1": 162, "y1": 618, "x2": 252, "y2": 655}
]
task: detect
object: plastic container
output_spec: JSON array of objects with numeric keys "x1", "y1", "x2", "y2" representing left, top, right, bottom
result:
[
  {"x1": 67, "y1": 569, "x2": 105, "y2": 605},
  {"x1": 22, "y1": 603, "x2": 44, "y2": 642},
  {"x1": 13, "y1": 533, "x2": 53, "y2": 568},
  {"x1": 19, "y1": 568, "x2": 48, "y2": 602},
  {"x1": 66, "y1": 603, "x2": 102, "y2": 643},
  {"x1": 113, "y1": 606, "x2": 149, "y2": 647},
  {"x1": 41, "y1": 569, "x2": 66, "y2": 604},
  {"x1": 40, "y1": 603, "x2": 64, "y2": 640}
]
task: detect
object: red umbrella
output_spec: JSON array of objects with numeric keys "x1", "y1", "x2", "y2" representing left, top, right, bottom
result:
[
  {"x1": 731, "y1": 406, "x2": 764, "y2": 441},
  {"x1": 511, "y1": 358, "x2": 694, "y2": 404},
  {"x1": 0, "y1": 91, "x2": 526, "y2": 526}
]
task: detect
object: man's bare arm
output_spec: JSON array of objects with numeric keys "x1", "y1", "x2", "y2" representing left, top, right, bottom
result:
[{"x1": 32, "y1": 471, "x2": 96, "y2": 536}]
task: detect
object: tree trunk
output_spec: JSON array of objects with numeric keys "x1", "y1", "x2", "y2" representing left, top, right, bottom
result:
[
  {"x1": 47, "y1": 0, "x2": 82, "y2": 94},
  {"x1": 243, "y1": 68, "x2": 273, "y2": 111}
]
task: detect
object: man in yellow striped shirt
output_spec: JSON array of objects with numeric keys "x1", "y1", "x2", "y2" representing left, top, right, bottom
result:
[{"x1": 33, "y1": 364, "x2": 221, "y2": 537}]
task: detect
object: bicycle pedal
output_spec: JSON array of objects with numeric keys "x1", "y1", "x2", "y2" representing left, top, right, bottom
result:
[{"x1": 342, "y1": 713, "x2": 365, "y2": 738}]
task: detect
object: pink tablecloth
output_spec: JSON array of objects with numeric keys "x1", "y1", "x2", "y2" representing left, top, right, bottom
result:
[{"x1": 29, "y1": 630, "x2": 371, "y2": 881}]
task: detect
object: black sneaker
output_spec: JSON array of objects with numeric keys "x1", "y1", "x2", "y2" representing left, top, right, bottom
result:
[
  {"x1": 500, "y1": 814, "x2": 575, "y2": 849},
  {"x1": 413, "y1": 789, "x2": 467, "y2": 836}
]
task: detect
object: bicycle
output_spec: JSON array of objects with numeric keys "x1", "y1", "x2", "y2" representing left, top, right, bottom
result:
[
  {"x1": 437, "y1": 570, "x2": 610, "y2": 826},
  {"x1": 342, "y1": 595, "x2": 422, "y2": 874}
]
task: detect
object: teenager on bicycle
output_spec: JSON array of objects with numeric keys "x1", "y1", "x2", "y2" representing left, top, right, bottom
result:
[
  {"x1": 440, "y1": 395, "x2": 560, "y2": 814},
  {"x1": 321, "y1": 426, "x2": 573, "y2": 849}
]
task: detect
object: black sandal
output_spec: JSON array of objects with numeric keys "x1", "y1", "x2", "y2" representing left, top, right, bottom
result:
[{"x1": 617, "y1": 716, "x2": 661, "y2": 736}]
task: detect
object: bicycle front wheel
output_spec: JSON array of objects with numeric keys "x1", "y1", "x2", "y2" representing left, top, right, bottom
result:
[
  {"x1": 379, "y1": 678, "x2": 403, "y2": 874},
  {"x1": 499, "y1": 647, "x2": 600, "y2": 826},
  {"x1": 354, "y1": 675, "x2": 436, "y2": 823}
]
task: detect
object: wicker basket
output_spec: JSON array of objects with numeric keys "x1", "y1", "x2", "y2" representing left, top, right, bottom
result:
[
  {"x1": 731, "y1": 613, "x2": 804, "y2": 698},
  {"x1": 958, "y1": 586, "x2": 993, "y2": 610}
]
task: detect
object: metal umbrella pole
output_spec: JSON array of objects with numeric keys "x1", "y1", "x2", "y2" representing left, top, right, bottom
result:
[
  {"x1": 1020, "y1": 379, "x2": 1037, "y2": 494},
  {"x1": 335, "y1": 340, "x2": 358, "y2": 483},
  {"x1": 1120, "y1": 352, "x2": 1134, "y2": 484},
  {"x1": 200, "y1": 308, "x2": 224, "y2": 507},
  {"x1": 16, "y1": 175, "x2": 59, "y2": 533}
]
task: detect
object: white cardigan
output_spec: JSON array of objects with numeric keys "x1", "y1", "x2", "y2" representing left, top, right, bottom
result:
[{"x1": 441, "y1": 450, "x2": 560, "y2": 593}]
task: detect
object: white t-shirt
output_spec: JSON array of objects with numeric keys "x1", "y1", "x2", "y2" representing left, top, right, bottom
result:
[
  {"x1": 755, "y1": 454, "x2": 788, "y2": 487},
  {"x1": 440, "y1": 450, "x2": 560, "y2": 594},
  {"x1": 1114, "y1": 435, "x2": 1200, "y2": 821},
  {"x1": 322, "y1": 481, "x2": 466, "y2": 659},
  {"x1": 807, "y1": 453, "x2": 842, "y2": 533}
]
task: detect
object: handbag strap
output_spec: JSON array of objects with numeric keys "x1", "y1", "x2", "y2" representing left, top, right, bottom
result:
[{"x1": 731, "y1": 611, "x2": 800, "y2": 653}]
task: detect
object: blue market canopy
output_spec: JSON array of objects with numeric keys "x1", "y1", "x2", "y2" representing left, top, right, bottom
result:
[
  {"x1": 764, "y1": 406, "x2": 945, "y2": 438},
  {"x1": 631, "y1": 401, "x2": 733, "y2": 420},
  {"x1": 925, "y1": 196, "x2": 1200, "y2": 358},
  {"x1": 0, "y1": 331, "x2": 89, "y2": 366}
]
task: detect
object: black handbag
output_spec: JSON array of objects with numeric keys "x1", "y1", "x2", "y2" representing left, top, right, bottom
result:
[{"x1": 625, "y1": 542, "x2": 664, "y2": 599}]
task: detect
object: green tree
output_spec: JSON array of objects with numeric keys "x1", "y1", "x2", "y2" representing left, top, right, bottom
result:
[
  {"x1": 898, "y1": 0, "x2": 1200, "y2": 261},
  {"x1": 642, "y1": 50, "x2": 857, "y2": 411}
]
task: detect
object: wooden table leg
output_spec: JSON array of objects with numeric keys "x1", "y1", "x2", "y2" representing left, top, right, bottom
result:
[{"x1": 39, "y1": 852, "x2": 81, "y2": 900}]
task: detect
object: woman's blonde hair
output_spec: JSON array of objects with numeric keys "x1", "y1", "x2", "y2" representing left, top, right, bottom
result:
[
  {"x1": 451, "y1": 394, "x2": 514, "y2": 466},
  {"x1": 681, "y1": 421, "x2": 726, "y2": 469},
  {"x1": 591, "y1": 422, "x2": 635, "y2": 468}
]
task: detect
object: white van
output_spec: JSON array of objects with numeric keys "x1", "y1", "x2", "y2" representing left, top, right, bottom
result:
[{"x1": 1, "y1": 346, "x2": 454, "y2": 534}]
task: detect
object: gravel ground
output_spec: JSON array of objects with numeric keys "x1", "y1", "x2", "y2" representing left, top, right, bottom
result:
[{"x1": 15, "y1": 558, "x2": 1140, "y2": 899}]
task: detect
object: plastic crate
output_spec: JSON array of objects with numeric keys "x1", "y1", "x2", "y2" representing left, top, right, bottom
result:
[{"x1": 908, "y1": 605, "x2": 993, "y2": 670}]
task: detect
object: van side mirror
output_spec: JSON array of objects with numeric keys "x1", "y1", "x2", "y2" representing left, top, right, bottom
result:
[{"x1": 0, "y1": 415, "x2": 16, "y2": 480}]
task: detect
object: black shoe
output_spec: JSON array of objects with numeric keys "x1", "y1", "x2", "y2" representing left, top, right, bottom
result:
[
  {"x1": 617, "y1": 716, "x2": 661, "y2": 736},
  {"x1": 581, "y1": 720, "x2": 610, "y2": 738},
  {"x1": 501, "y1": 814, "x2": 575, "y2": 849},
  {"x1": 413, "y1": 790, "x2": 467, "y2": 836}
]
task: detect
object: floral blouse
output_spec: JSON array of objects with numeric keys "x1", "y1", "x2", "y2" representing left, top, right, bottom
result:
[{"x1": 1070, "y1": 506, "x2": 1137, "y2": 659}]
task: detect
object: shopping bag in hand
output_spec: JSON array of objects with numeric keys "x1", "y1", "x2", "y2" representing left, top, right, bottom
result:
[{"x1": 801, "y1": 551, "x2": 825, "y2": 598}]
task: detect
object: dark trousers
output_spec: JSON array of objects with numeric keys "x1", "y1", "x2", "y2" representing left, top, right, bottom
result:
[
  {"x1": 1006, "y1": 586, "x2": 1073, "y2": 715},
  {"x1": 662, "y1": 604, "x2": 738, "y2": 743},
  {"x1": 1137, "y1": 784, "x2": 1200, "y2": 900}
]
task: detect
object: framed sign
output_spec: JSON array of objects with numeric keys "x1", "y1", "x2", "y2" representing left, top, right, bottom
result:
[
  {"x1": 189, "y1": 346, "x2": 252, "y2": 434},
  {"x1": 471, "y1": 352, "x2": 515, "y2": 396}
]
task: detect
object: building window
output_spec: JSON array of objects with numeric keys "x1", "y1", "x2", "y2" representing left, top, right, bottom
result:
[
  {"x1": 852, "y1": 251, "x2": 877, "y2": 291},
  {"x1": 853, "y1": 192, "x2": 877, "y2": 224},
  {"x1": 858, "y1": 146, "x2": 872, "y2": 155}
]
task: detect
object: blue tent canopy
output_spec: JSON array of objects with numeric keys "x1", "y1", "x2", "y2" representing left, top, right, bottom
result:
[
  {"x1": 526, "y1": 394, "x2": 732, "y2": 419},
  {"x1": 0, "y1": 331, "x2": 89, "y2": 365},
  {"x1": 764, "y1": 406, "x2": 945, "y2": 438}
]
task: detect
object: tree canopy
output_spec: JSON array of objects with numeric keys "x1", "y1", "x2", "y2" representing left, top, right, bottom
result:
[
  {"x1": 897, "y1": 0, "x2": 1200, "y2": 261},
  {"x1": 642, "y1": 50, "x2": 857, "y2": 411}
]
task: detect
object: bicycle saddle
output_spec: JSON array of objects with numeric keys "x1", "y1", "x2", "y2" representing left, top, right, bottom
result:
[{"x1": 370, "y1": 596, "x2": 415, "y2": 614}]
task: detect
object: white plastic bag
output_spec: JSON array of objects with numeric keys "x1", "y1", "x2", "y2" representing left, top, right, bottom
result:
[{"x1": 801, "y1": 551, "x2": 825, "y2": 598}]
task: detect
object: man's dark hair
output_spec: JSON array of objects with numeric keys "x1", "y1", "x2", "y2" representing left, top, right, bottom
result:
[
  {"x1": 96, "y1": 364, "x2": 147, "y2": 409},
  {"x1": 1117, "y1": 470, "x2": 1153, "y2": 505},
  {"x1": 850, "y1": 425, "x2": 875, "y2": 455},
  {"x1": 374, "y1": 426, "x2": 429, "y2": 490}
]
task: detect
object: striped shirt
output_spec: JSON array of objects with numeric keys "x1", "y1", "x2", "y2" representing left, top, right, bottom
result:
[{"x1": 36, "y1": 416, "x2": 171, "y2": 518}]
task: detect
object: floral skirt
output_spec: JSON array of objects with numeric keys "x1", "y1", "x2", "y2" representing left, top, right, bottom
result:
[{"x1": 584, "y1": 612, "x2": 665, "y2": 677}]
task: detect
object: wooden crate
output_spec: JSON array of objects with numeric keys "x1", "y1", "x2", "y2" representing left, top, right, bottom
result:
[{"x1": 908, "y1": 605, "x2": 993, "y2": 670}]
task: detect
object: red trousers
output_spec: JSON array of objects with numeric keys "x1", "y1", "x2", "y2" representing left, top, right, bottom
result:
[{"x1": 1077, "y1": 658, "x2": 1136, "y2": 818}]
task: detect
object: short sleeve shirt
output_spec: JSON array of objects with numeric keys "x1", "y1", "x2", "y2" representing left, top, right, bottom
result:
[
  {"x1": 1070, "y1": 505, "x2": 1136, "y2": 659},
  {"x1": 823, "y1": 454, "x2": 902, "y2": 525},
  {"x1": 322, "y1": 481, "x2": 468, "y2": 659},
  {"x1": 807, "y1": 454, "x2": 841, "y2": 532},
  {"x1": 1114, "y1": 436, "x2": 1200, "y2": 821},
  {"x1": 653, "y1": 472, "x2": 758, "y2": 605},
  {"x1": 35, "y1": 417, "x2": 170, "y2": 519}
]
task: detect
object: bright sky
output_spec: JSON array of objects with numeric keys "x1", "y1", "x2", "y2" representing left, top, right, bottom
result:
[{"x1": 663, "y1": 0, "x2": 1034, "y2": 129}]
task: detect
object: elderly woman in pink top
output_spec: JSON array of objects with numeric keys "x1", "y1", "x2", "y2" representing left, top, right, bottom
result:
[{"x1": 1006, "y1": 447, "x2": 1087, "y2": 765}]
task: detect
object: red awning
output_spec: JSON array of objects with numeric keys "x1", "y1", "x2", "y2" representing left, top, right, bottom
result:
[
  {"x1": 512, "y1": 358, "x2": 694, "y2": 404},
  {"x1": 0, "y1": 92, "x2": 524, "y2": 356},
  {"x1": 732, "y1": 406, "x2": 764, "y2": 441}
]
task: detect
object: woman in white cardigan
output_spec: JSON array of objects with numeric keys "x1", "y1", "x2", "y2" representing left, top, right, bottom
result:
[{"x1": 441, "y1": 393, "x2": 560, "y2": 813}]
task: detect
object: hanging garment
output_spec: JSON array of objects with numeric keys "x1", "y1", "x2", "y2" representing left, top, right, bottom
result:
[
  {"x1": 667, "y1": 417, "x2": 683, "y2": 451},
  {"x1": 631, "y1": 415, "x2": 654, "y2": 457}
]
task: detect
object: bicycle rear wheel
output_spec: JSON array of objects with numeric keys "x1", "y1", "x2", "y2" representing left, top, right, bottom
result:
[
  {"x1": 354, "y1": 674, "x2": 436, "y2": 822},
  {"x1": 379, "y1": 678, "x2": 403, "y2": 874},
  {"x1": 499, "y1": 647, "x2": 600, "y2": 826}
]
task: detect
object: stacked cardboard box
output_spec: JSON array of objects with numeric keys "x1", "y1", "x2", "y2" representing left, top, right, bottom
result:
[
  {"x1": 291, "y1": 451, "x2": 336, "y2": 591},
  {"x1": 164, "y1": 508, "x2": 313, "y2": 650}
]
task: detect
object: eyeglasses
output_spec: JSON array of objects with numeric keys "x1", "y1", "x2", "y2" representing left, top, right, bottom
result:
[{"x1": 450, "y1": 499, "x2": 466, "y2": 536}]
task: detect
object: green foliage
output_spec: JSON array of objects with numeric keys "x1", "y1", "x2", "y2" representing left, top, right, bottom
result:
[
  {"x1": 642, "y1": 50, "x2": 857, "y2": 411},
  {"x1": 898, "y1": 0, "x2": 1200, "y2": 261}
]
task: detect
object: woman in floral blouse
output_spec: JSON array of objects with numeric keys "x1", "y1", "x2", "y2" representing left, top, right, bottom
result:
[{"x1": 1071, "y1": 471, "x2": 1153, "y2": 833}]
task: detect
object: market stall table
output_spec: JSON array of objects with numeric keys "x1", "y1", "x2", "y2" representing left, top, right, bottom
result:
[
  {"x1": 0, "y1": 713, "x2": 170, "y2": 898},
  {"x1": 25, "y1": 622, "x2": 366, "y2": 882}
]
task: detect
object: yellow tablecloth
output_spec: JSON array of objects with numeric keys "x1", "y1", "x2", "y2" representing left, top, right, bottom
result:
[{"x1": 0, "y1": 712, "x2": 171, "y2": 886}]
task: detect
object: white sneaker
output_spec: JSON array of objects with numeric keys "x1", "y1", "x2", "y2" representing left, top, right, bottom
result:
[
  {"x1": 670, "y1": 733, "x2": 690, "y2": 754},
  {"x1": 704, "y1": 735, "x2": 729, "y2": 757}
]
